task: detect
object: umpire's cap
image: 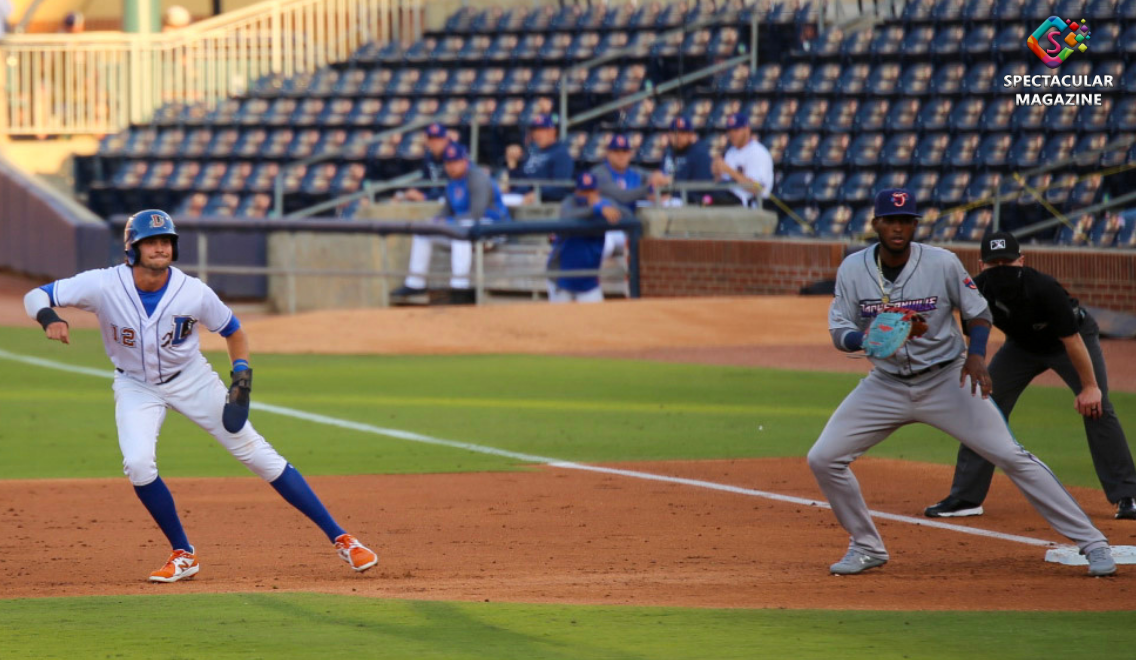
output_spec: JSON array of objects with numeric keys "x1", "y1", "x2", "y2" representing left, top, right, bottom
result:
[
  {"x1": 873, "y1": 188, "x2": 921, "y2": 219},
  {"x1": 981, "y1": 231, "x2": 1022, "y2": 262}
]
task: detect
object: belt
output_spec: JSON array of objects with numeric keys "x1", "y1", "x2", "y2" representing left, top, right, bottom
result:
[
  {"x1": 116, "y1": 368, "x2": 182, "y2": 385},
  {"x1": 893, "y1": 361, "x2": 951, "y2": 380}
]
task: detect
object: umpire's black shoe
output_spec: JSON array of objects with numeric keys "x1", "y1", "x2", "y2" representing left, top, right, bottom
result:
[
  {"x1": 1116, "y1": 497, "x2": 1136, "y2": 520},
  {"x1": 924, "y1": 496, "x2": 984, "y2": 518}
]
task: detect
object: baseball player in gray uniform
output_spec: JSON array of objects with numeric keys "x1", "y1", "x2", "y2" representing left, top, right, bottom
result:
[{"x1": 808, "y1": 189, "x2": 1116, "y2": 576}]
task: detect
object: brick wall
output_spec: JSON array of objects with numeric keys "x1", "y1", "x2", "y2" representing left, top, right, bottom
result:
[{"x1": 640, "y1": 238, "x2": 1136, "y2": 312}]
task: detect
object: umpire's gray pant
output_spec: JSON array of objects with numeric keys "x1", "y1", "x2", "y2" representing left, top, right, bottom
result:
[{"x1": 949, "y1": 313, "x2": 1136, "y2": 505}]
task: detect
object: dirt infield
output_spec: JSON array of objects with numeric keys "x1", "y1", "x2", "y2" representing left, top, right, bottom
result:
[{"x1": 2, "y1": 271, "x2": 1134, "y2": 609}]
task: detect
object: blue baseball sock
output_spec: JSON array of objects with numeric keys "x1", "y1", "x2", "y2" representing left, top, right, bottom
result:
[
  {"x1": 270, "y1": 464, "x2": 346, "y2": 542},
  {"x1": 134, "y1": 476, "x2": 192, "y2": 552}
]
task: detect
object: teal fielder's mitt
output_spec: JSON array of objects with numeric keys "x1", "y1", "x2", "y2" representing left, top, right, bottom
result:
[{"x1": 864, "y1": 308, "x2": 928, "y2": 359}]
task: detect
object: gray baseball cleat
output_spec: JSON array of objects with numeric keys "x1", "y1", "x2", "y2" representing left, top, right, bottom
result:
[
  {"x1": 1086, "y1": 546, "x2": 1117, "y2": 577},
  {"x1": 830, "y1": 548, "x2": 888, "y2": 575}
]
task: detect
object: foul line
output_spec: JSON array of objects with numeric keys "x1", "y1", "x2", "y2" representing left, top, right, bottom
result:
[{"x1": 0, "y1": 348, "x2": 1060, "y2": 550}]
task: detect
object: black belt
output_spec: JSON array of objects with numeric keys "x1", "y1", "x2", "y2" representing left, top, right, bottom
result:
[
  {"x1": 893, "y1": 361, "x2": 951, "y2": 380},
  {"x1": 116, "y1": 368, "x2": 182, "y2": 385}
]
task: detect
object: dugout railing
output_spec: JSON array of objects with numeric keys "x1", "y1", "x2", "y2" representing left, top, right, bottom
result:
[{"x1": 106, "y1": 215, "x2": 643, "y2": 313}]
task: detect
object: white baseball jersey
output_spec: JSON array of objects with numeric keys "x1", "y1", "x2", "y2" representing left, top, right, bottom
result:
[
  {"x1": 829, "y1": 243, "x2": 993, "y2": 376},
  {"x1": 722, "y1": 138, "x2": 773, "y2": 204},
  {"x1": 43, "y1": 265, "x2": 235, "y2": 385}
]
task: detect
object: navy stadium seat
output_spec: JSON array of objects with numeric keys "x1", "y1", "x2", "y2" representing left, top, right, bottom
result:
[
  {"x1": 778, "y1": 63, "x2": 813, "y2": 95},
  {"x1": 1088, "y1": 0, "x2": 1118, "y2": 20},
  {"x1": 776, "y1": 171, "x2": 815, "y2": 204},
  {"x1": 902, "y1": 0, "x2": 936, "y2": 23},
  {"x1": 869, "y1": 25, "x2": 905, "y2": 59},
  {"x1": 976, "y1": 133, "x2": 1013, "y2": 169},
  {"x1": 1008, "y1": 133, "x2": 1045, "y2": 170},
  {"x1": 932, "y1": 0, "x2": 965, "y2": 21},
  {"x1": 992, "y1": 0, "x2": 1025, "y2": 23},
  {"x1": 946, "y1": 134, "x2": 981, "y2": 169},
  {"x1": 835, "y1": 62, "x2": 871, "y2": 96},
  {"x1": 930, "y1": 63, "x2": 966, "y2": 97},
  {"x1": 806, "y1": 63, "x2": 842, "y2": 95},
  {"x1": 814, "y1": 205, "x2": 854, "y2": 238},
  {"x1": 994, "y1": 25, "x2": 1027, "y2": 59},
  {"x1": 979, "y1": 98, "x2": 1014, "y2": 133},
  {"x1": 853, "y1": 99, "x2": 889, "y2": 133},
  {"x1": 815, "y1": 134, "x2": 851, "y2": 168},
  {"x1": 846, "y1": 134, "x2": 884, "y2": 169},
  {"x1": 963, "y1": 0, "x2": 994, "y2": 22},
  {"x1": 881, "y1": 133, "x2": 918, "y2": 168},
  {"x1": 1011, "y1": 103, "x2": 1046, "y2": 133},
  {"x1": 897, "y1": 63, "x2": 933, "y2": 96},
  {"x1": 786, "y1": 133, "x2": 821, "y2": 169},
  {"x1": 865, "y1": 63, "x2": 901, "y2": 96},
  {"x1": 931, "y1": 26, "x2": 965, "y2": 59},
  {"x1": 805, "y1": 27, "x2": 844, "y2": 59},
  {"x1": 965, "y1": 172, "x2": 1002, "y2": 203},
  {"x1": 948, "y1": 98, "x2": 985, "y2": 134},
  {"x1": 840, "y1": 29, "x2": 872, "y2": 60},
  {"x1": 916, "y1": 101, "x2": 953, "y2": 134},
  {"x1": 875, "y1": 172, "x2": 910, "y2": 195},
  {"x1": 908, "y1": 171, "x2": 941, "y2": 204},
  {"x1": 900, "y1": 26, "x2": 935, "y2": 59},
  {"x1": 883, "y1": 99, "x2": 920, "y2": 134},
  {"x1": 763, "y1": 99, "x2": 799, "y2": 134},
  {"x1": 822, "y1": 98, "x2": 858, "y2": 133},
  {"x1": 957, "y1": 209, "x2": 994, "y2": 242},
  {"x1": 809, "y1": 171, "x2": 846, "y2": 206},
  {"x1": 962, "y1": 25, "x2": 996, "y2": 61},
  {"x1": 1023, "y1": 0, "x2": 1054, "y2": 21},
  {"x1": 793, "y1": 99, "x2": 829, "y2": 133},
  {"x1": 840, "y1": 171, "x2": 877, "y2": 206}
]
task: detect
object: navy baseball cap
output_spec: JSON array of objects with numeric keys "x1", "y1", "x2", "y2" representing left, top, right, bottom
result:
[
  {"x1": 530, "y1": 114, "x2": 556, "y2": 129},
  {"x1": 607, "y1": 133, "x2": 632, "y2": 150},
  {"x1": 671, "y1": 116, "x2": 695, "y2": 132},
  {"x1": 873, "y1": 188, "x2": 921, "y2": 219},
  {"x1": 575, "y1": 171, "x2": 598, "y2": 191},
  {"x1": 725, "y1": 113, "x2": 750, "y2": 130},
  {"x1": 442, "y1": 143, "x2": 468, "y2": 162},
  {"x1": 981, "y1": 231, "x2": 1022, "y2": 262},
  {"x1": 425, "y1": 123, "x2": 447, "y2": 138}
]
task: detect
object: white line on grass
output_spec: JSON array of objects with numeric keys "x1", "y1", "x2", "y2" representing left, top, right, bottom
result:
[{"x1": 0, "y1": 348, "x2": 1059, "y2": 549}]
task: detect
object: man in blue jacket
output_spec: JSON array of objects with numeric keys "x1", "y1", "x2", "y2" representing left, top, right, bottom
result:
[
  {"x1": 662, "y1": 117, "x2": 716, "y2": 205},
  {"x1": 547, "y1": 172, "x2": 628, "y2": 303},
  {"x1": 590, "y1": 133, "x2": 668, "y2": 259},
  {"x1": 391, "y1": 143, "x2": 510, "y2": 305},
  {"x1": 398, "y1": 122, "x2": 451, "y2": 202},
  {"x1": 514, "y1": 114, "x2": 575, "y2": 204}
]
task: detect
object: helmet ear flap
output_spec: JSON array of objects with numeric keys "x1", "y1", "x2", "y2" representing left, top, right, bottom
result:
[{"x1": 125, "y1": 245, "x2": 138, "y2": 266}]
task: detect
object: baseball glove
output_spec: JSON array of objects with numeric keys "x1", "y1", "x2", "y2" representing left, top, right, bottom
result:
[
  {"x1": 864, "y1": 308, "x2": 928, "y2": 359},
  {"x1": 222, "y1": 368, "x2": 252, "y2": 433}
]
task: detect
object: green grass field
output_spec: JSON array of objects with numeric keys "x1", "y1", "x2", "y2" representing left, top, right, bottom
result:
[{"x1": 1, "y1": 325, "x2": 1133, "y2": 659}]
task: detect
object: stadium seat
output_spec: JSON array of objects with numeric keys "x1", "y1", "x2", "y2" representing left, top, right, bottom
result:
[
  {"x1": 846, "y1": 133, "x2": 883, "y2": 169},
  {"x1": 846, "y1": 206, "x2": 875, "y2": 239},
  {"x1": 763, "y1": 133, "x2": 791, "y2": 170},
  {"x1": 1088, "y1": 0, "x2": 1118, "y2": 20},
  {"x1": 1089, "y1": 24, "x2": 1120, "y2": 57},
  {"x1": 897, "y1": 63, "x2": 933, "y2": 96},
  {"x1": 916, "y1": 101, "x2": 953, "y2": 134},
  {"x1": 809, "y1": 171, "x2": 846, "y2": 206},
  {"x1": 1008, "y1": 133, "x2": 1045, "y2": 170},
  {"x1": 976, "y1": 133, "x2": 1013, "y2": 169},
  {"x1": 839, "y1": 29, "x2": 872, "y2": 60},
  {"x1": 994, "y1": 25, "x2": 1027, "y2": 59},
  {"x1": 1118, "y1": 210, "x2": 1136, "y2": 247},
  {"x1": 930, "y1": 25, "x2": 965, "y2": 58},
  {"x1": 956, "y1": 209, "x2": 994, "y2": 242},
  {"x1": 1092, "y1": 211, "x2": 1124, "y2": 247},
  {"x1": 775, "y1": 171, "x2": 815, "y2": 204},
  {"x1": 853, "y1": 99, "x2": 889, "y2": 133},
  {"x1": 1023, "y1": 0, "x2": 1054, "y2": 21},
  {"x1": 962, "y1": 25, "x2": 997, "y2": 62},
  {"x1": 1054, "y1": 213, "x2": 1096, "y2": 246},
  {"x1": 962, "y1": 0, "x2": 994, "y2": 22},
  {"x1": 930, "y1": 63, "x2": 966, "y2": 97},
  {"x1": 900, "y1": 26, "x2": 935, "y2": 59},
  {"x1": 902, "y1": 0, "x2": 936, "y2": 23},
  {"x1": 869, "y1": 25, "x2": 905, "y2": 59},
  {"x1": 793, "y1": 99, "x2": 829, "y2": 133},
  {"x1": 804, "y1": 27, "x2": 844, "y2": 60},
  {"x1": 1011, "y1": 103, "x2": 1046, "y2": 133},
  {"x1": 932, "y1": 0, "x2": 965, "y2": 20},
  {"x1": 786, "y1": 133, "x2": 822, "y2": 169},
  {"x1": 978, "y1": 97, "x2": 1014, "y2": 133},
  {"x1": 747, "y1": 63, "x2": 783, "y2": 94},
  {"x1": 875, "y1": 172, "x2": 910, "y2": 196},
  {"x1": 1109, "y1": 96, "x2": 1136, "y2": 132},
  {"x1": 881, "y1": 133, "x2": 918, "y2": 168},
  {"x1": 865, "y1": 63, "x2": 901, "y2": 96},
  {"x1": 714, "y1": 63, "x2": 751, "y2": 94},
  {"x1": 1044, "y1": 104, "x2": 1079, "y2": 134},
  {"x1": 1076, "y1": 98, "x2": 1113, "y2": 134},
  {"x1": 805, "y1": 62, "x2": 842, "y2": 95},
  {"x1": 840, "y1": 171, "x2": 877, "y2": 206},
  {"x1": 835, "y1": 62, "x2": 871, "y2": 96},
  {"x1": 965, "y1": 172, "x2": 1003, "y2": 203},
  {"x1": 822, "y1": 98, "x2": 858, "y2": 133},
  {"x1": 178, "y1": 128, "x2": 213, "y2": 159},
  {"x1": 931, "y1": 209, "x2": 966, "y2": 242},
  {"x1": 946, "y1": 134, "x2": 981, "y2": 169},
  {"x1": 763, "y1": 99, "x2": 799, "y2": 134},
  {"x1": 778, "y1": 63, "x2": 813, "y2": 95},
  {"x1": 883, "y1": 99, "x2": 920, "y2": 134},
  {"x1": 913, "y1": 208, "x2": 939, "y2": 241},
  {"x1": 814, "y1": 205, "x2": 853, "y2": 238},
  {"x1": 948, "y1": 98, "x2": 985, "y2": 134},
  {"x1": 908, "y1": 171, "x2": 941, "y2": 204},
  {"x1": 812, "y1": 133, "x2": 850, "y2": 168},
  {"x1": 1066, "y1": 174, "x2": 1102, "y2": 209}
]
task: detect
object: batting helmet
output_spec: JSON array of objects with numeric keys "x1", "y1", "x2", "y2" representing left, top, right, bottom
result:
[{"x1": 124, "y1": 209, "x2": 179, "y2": 266}]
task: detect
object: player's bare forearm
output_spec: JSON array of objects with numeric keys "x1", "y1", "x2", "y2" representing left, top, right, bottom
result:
[
  {"x1": 962, "y1": 319, "x2": 992, "y2": 398},
  {"x1": 1061, "y1": 333, "x2": 1103, "y2": 418},
  {"x1": 224, "y1": 328, "x2": 250, "y2": 364}
]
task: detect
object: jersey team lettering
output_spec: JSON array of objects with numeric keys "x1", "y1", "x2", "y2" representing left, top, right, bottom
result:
[{"x1": 859, "y1": 297, "x2": 939, "y2": 318}]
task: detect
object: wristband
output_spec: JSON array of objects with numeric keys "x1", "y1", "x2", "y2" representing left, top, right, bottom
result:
[
  {"x1": 36, "y1": 308, "x2": 67, "y2": 331},
  {"x1": 839, "y1": 329, "x2": 864, "y2": 352},
  {"x1": 967, "y1": 324, "x2": 990, "y2": 357},
  {"x1": 232, "y1": 359, "x2": 250, "y2": 372}
]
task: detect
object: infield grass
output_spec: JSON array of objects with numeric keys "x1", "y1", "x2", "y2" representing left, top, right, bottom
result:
[
  {"x1": 0, "y1": 326, "x2": 1132, "y2": 489},
  {"x1": 0, "y1": 593, "x2": 1133, "y2": 660}
]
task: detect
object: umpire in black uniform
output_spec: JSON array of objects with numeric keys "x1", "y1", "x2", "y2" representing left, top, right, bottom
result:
[{"x1": 925, "y1": 232, "x2": 1136, "y2": 520}]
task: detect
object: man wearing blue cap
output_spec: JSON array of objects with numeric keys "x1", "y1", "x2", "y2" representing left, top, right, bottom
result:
[
  {"x1": 513, "y1": 114, "x2": 575, "y2": 204},
  {"x1": 547, "y1": 172, "x2": 629, "y2": 303},
  {"x1": 662, "y1": 117, "x2": 716, "y2": 205},
  {"x1": 590, "y1": 133, "x2": 670, "y2": 261},
  {"x1": 391, "y1": 143, "x2": 510, "y2": 305},
  {"x1": 712, "y1": 113, "x2": 774, "y2": 207},
  {"x1": 808, "y1": 188, "x2": 1116, "y2": 577},
  {"x1": 398, "y1": 123, "x2": 451, "y2": 202}
]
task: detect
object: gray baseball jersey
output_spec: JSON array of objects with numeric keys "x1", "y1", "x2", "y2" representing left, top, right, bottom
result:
[{"x1": 809, "y1": 242, "x2": 1109, "y2": 566}]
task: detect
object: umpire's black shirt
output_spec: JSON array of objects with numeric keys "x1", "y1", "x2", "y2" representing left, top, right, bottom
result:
[{"x1": 974, "y1": 266, "x2": 1081, "y2": 354}]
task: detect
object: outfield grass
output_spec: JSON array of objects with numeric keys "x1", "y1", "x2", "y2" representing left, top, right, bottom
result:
[{"x1": 0, "y1": 593, "x2": 1132, "y2": 660}]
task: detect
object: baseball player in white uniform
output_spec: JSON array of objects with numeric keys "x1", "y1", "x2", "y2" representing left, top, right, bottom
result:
[
  {"x1": 808, "y1": 189, "x2": 1116, "y2": 576},
  {"x1": 24, "y1": 210, "x2": 379, "y2": 582}
]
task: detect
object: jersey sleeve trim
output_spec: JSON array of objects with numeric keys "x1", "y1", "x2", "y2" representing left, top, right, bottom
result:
[
  {"x1": 218, "y1": 315, "x2": 240, "y2": 337},
  {"x1": 38, "y1": 283, "x2": 56, "y2": 307}
]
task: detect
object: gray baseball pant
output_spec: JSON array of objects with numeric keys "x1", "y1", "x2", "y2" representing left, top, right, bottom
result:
[{"x1": 808, "y1": 357, "x2": 1109, "y2": 560}]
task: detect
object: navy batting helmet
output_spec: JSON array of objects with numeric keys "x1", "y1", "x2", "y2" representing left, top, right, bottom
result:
[{"x1": 124, "y1": 209, "x2": 179, "y2": 266}]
